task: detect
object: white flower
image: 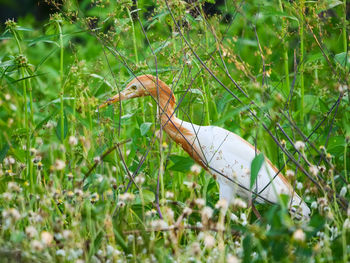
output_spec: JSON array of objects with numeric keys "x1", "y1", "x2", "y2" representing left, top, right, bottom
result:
[
  {"x1": 93, "y1": 156, "x2": 101, "y2": 163},
  {"x1": 309, "y1": 165, "x2": 319, "y2": 176},
  {"x1": 286, "y1": 170, "x2": 295, "y2": 177},
  {"x1": 183, "y1": 207, "x2": 193, "y2": 216},
  {"x1": 62, "y1": 230, "x2": 72, "y2": 239},
  {"x1": 119, "y1": 193, "x2": 135, "y2": 202},
  {"x1": 232, "y1": 198, "x2": 247, "y2": 209},
  {"x1": 311, "y1": 201, "x2": 317, "y2": 209},
  {"x1": 343, "y1": 218, "x2": 350, "y2": 230},
  {"x1": 296, "y1": 181, "x2": 303, "y2": 190},
  {"x1": 56, "y1": 249, "x2": 66, "y2": 257},
  {"x1": 295, "y1": 141, "x2": 305, "y2": 151},
  {"x1": 151, "y1": 220, "x2": 168, "y2": 230},
  {"x1": 25, "y1": 226, "x2": 38, "y2": 238},
  {"x1": 31, "y1": 240, "x2": 44, "y2": 251},
  {"x1": 68, "y1": 136, "x2": 78, "y2": 146},
  {"x1": 5, "y1": 93, "x2": 11, "y2": 100},
  {"x1": 135, "y1": 175, "x2": 145, "y2": 185},
  {"x1": 340, "y1": 186, "x2": 347, "y2": 197},
  {"x1": 165, "y1": 191, "x2": 174, "y2": 199},
  {"x1": 54, "y1": 159, "x2": 66, "y2": 170},
  {"x1": 201, "y1": 206, "x2": 213, "y2": 219},
  {"x1": 204, "y1": 234, "x2": 215, "y2": 248},
  {"x1": 338, "y1": 85, "x2": 348, "y2": 93},
  {"x1": 215, "y1": 199, "x2": 228, "y2": 210},
  {"x1": 2, "y1": 208, "x2": 21, "y2": 221},
  {"x1": 293, "y1": 229, "x2": 306, "y2": 242},
  {"x1": 194, "y1": 198, "x2": 205, "y2": 207},
  {"x1": 227, "y1": 254, "x2": 241, "y2": 263},
  {"x1": 190, "y1": 164, "x2": 202, "y2": 174},
  {"x1": 41, "y1": 231, "x2": 53, "y2": 245},
  {"x1": 230, "y1": 213, "x2": 239, "y2": 222},
  {"x1": 8, "y1": 182, "x2": 20, "y2": 192}
]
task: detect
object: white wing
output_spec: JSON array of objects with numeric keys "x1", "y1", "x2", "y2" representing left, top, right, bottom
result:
[{"x1": 177, "y1": 121, "x2": 310, "y2": 218}]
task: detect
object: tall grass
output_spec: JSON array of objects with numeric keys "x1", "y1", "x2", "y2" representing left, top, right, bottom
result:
[{"x1": 0, "y1": 0, "x2": 349, "y2": 262}]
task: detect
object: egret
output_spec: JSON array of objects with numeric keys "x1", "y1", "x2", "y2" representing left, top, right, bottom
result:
[{"x1": 99, "y1": 75, "x2": 310, "y2": 219}]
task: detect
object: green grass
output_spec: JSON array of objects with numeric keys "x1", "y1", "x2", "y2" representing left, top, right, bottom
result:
[{"x1": 0, "y1": 0, "x2": 349, "y2": 262}]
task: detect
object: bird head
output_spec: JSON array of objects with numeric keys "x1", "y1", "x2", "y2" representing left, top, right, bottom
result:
[{"x1": 99, "y1": 75, "x2": 175, "y2": 110}]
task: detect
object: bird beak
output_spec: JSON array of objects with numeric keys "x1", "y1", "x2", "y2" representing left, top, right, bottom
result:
[{"x1": 98, "y1": 88, "x2": 137, "y2": 109}]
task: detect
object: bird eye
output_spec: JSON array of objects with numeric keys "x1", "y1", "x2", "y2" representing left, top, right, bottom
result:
[{"x1": 130, "y1": 85, "x2": 137, "y2": 90}]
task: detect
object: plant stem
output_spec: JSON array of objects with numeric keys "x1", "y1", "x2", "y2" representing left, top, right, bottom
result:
[
  {"x1": 278, "y1": 0, "x2": 290, "y2": 94},
  {"x1": 57, "y1": 20, "x2": 66, "y2": 152},
  {"x1": 343, "y1": 0, "x2": 347, "y2": 54},
  {"x1": 11, "y1": 27, "x2": 32, "y2": 185},
  {"x1": 299, "y1": 1, "x2": 305, "y2": 122},
  {"x1": 201, "y1": 76, "x2": 211, "y2": 125}
]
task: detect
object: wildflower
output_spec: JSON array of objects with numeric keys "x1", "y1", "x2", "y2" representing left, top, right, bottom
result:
[
  {"x1": 62, "y1": 230, "x2": 72, "y2": 239},
  {"x1": 146, "y1": 209, "x2": 156, "y2": 218},
  {"x1": 204, "y1": 234, "x2": 215, "y2": 248},
  {"x1": 183, "y1": 207, "x2": 193, "y2": 216},
  {"x1": 165, "y1": 191, "x2": 174, "y2": 199},
  {"x1": 41, "y1": 231, "x2": 53, "y2": 246},
  {"x1": 31, "y1": 240, "x2": 44, "y2": 251},
  {"x1": 230, "y1": 213, "x2": 239, "y2": 222},
  {"x1": 4, "y1": 93, "x2": 11, "y2": 100},
  {"x1": 106, "y1": 189, "x2": 113, "y2": 198},
  {"x1": 44, "y1": 120, "x2": 56, "y2": 129},
  {"x1": 2, "y1": 208, "x2": 21, "y2": 221},
  {"x1": 191, "y1": 242, "x2": 201, "y2": 256},
  {"x1": 227, "y1": 254, "x2": 241, "y2": 263},
  {"x1": 74, "y1": 189, "x2": 83, "y2": 197},
  {"x1": 340, "y1": 186, "x2": 347, "y2": 197},
  {"x1": 135, "y1": 174, "x2": 145, "y2": 185},
  {"x1": 343, "y1": 219, "x2": 350, "y2": 230},
  {"x1": 309, "y1": 166, "x2": 318, "y2": 176},
  {"x1": 326, "y1": 153, "x2": 332, "y2": 161},
  {"x1": 240, "y1": 213, "x2": 248, "y2": 226},
  {"x1": 293, "y1": 229, "x2": 306, "y2": 242},
  {"x1": 296, "y1": 181, "x2": 303, "y2": 190},
  {"x1": 151, "y1": 219, "x2": 168, "y2": 231},
  {"x1": 338, "y1": 85, "x2": 348, "y2": 94},
  {"x1": 67, "y1": 173, "x2": 74, "y2": 180},
  {"x1": 68, "y1": 136, "x2": 78, "y2": 146},
  {"x1": 2, "y1": 192, "x2": 12, "y2": 201},
  {"x1": 26, "y1": 226, "x2": 38, "y2": 238},
  {"x1": 36, "y1": 162, "x2": 43, "y2": 170},
  {"x1": 127, "y1": 234, "x2": 134, "y2": 243},
  {"x1": 119, "y1": 193, "x2": 135, "y2": 202},
  {"x1": 286, "y1": 170, "x2": 295, "y2": 177},
  {"x1": 201, "y1": 206, "x2": 213, "y2": 220},
  {"x1": 311, "y1": 201, "x2": 317, "y2": 209},
  {"x1": 232, "y1": 198, "x2": 247, "y2": 209},
  {"x1": 280, "y1": 139, "x2": 286, "y2": 148},
  {"x1": 137, "y1": 236, "x2": 143, "y2": 245},
  {"x1": 190, "y1": 164, "x2": 202, "y2": 174},
  {"x1": 36, "y1": 137, "x2": 43, "y2": 146},
  {"x1": 295, "y1": 141, "x2": 305, "y2": 151},
  {"x1": 56, "y1": 249, "x2": 66, "y2": 257},
  {"x1": 215, "y1": 199, "x2": 228, "y2": 211},
  {"x1": 4, "y1": 156, "x2": 15, "y2": 165},
  {"x1": 54, "y1": 159, "x2": 66, "y2": 170},
  {"x1": 117, "y1": 201, "x2": 125, "y2": 208},
  {"x1": 8, "y1": 182, "x2": 21, "y2": 192},
  {"x1": 194, "y1": 198, "x2": 205, "y2": 207},
  {"x1": 90, "y1": 193, "x2": 99, "y2": 203}
]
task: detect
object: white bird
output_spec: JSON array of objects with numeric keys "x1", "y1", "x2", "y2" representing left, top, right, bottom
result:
[{"x1": 99, "y1": 74, "x2": 310, "y2": 219}]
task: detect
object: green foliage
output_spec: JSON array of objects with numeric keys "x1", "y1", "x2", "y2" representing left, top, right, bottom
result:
[{"x1": 0, "y1": 0, "x2": 349, "y2": 262}]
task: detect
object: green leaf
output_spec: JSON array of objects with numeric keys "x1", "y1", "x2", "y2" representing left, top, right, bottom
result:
[
  {"x1": 250, "y1": 153, "x2": 264, "y2": 189},
  {"x1": 142, "y1": 189, "x2": 155, "y2": 203},
  {"x1": 56, "y1": 112, "x2": 68, "y2": 142},
  {"x1": 140, "y1": 122, "x2": 152, "y2": 136},
  {"x1": 0, "y1": 143, "x2": 9, "y2": 163},
  {"x1": 169, "y1": 155, "x2": 194, "y2": 173}
]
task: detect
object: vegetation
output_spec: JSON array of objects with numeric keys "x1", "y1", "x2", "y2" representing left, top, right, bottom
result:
[{"x1": 0, "y1": 0, "x2": 349, "y2": 262}]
